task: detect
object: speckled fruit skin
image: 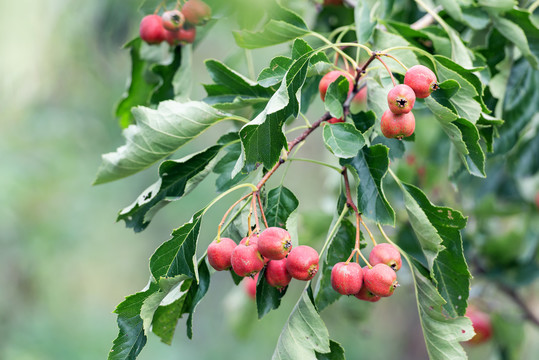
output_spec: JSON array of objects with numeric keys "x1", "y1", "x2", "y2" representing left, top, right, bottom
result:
[
  {"x1": 286, "y1": 245, "x2": 319, "y2": 281},
  {"x1": 466, "y1": 306, "x2": 492, "y2": 345},
  {"x1": 369, "y1": 243, "x2": 402, "y2": 271},
  {"x1": 404, "y1": 65, "x2": 438, "y2": 98},
  {"x1": 265, "y1": 259, "x2": 292, "y2": 289},
  {"x1": 207, "y1": 237, "x2": 236, "y2": 271},
  {"x1": 165, "y1": 26, "x2": 196, "y2": 45},
  {"x1": 258, "y1": 227, "x2": 292, "y2": 260},
  {"x1": 231, "y1": 243, "x2": 264, "y2": 277},
  {"x1": 162, "y1": 10, "x2": 185, "y2": 31},
  {"x1": 331, "y1": 262, "x2": 363, "y2": 295},
  {"x1": 328, "y1": 117, "x2": 345, "y2": 124},
  {"x1": 244, "y1": 273, "x2": 258, "y2": 300},
  {"x1": 364, "y1": 264, "x2": 398, "y2": 297},
  {"x1": 380, "y1": 110, "x2": 415, "y2": 139},
  {"x1": 319, "y1": 70, "x2": 355, "y2": 101},
  {"x1": 182, "y1": 0, "x2": 211, "y2": 25},
  {"x1": 387, "y1": 84, "x2": 416, "y2": 114},
  {"x1": 139, "y1": 15, "x2": 166, "y2": 44},
  {"x1": 355, "y1": 267, "x2": 381, "y2": 302}
]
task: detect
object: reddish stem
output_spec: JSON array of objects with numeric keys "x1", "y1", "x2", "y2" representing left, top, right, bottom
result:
[
  {"x1": 217, "y1": 192, "x2": 252, "y2": 241},
  {"x1": 256, "y1": 192, "x2": 269, "y2": 229}
]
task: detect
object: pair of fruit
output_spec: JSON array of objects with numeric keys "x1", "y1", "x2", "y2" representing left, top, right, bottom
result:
[
  {"x1": 331, "y1": 243, "x2": 401, "y2": 302},
  {"x1": 381, "y1": 65, "x2": 438, "y2": 139},
  {"x1": 318, "y1": 70, "x2": 367, "y2": 124},
  {"x1": 139, "y1": 0, "x2": 211, "y2": 46},
  {"x1": 207, "y1": 227, "x2": 320, "y2": 289}
]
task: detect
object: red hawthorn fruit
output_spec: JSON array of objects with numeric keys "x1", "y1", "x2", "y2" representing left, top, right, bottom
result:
[
  {"x1": 350, "y1": 85, "x2": 367, "y2": 113},
  {"x1": 369, "y1": 243, "x2": 402, "y2": 271},
  {"x1": 380, "y1": 110, "x2": 415, "y2": 139},
  {"x1": 231, "y1": 243, "x2": 264, "y2": 277},
  {"x1": 331, "y1": 262, "x2": 363, "y2": 295},
  {"x1": 207, "y1": 237, "x2": 236, "y2": 271},
  {"x1": 364, "y1": 263, "x2": 398, "y2": 297},
  {"x1": 319, "y1": 70, "x2": 355, "y2": 101},
  {"x1": 387, "y1": 84, "x2": 416, "y2": 114},
  {"x1": 162, "y1": 10, "x2": 185, "y2": 31},
  {"x1": 165, "y1": 25, "x2": 196, "y2": 45},
  {"x1": 258, "y1": 227, "x2": 292, "y2": 260},
  {"x1": 244, "y1": 273, "x2": 258, "y2": 300},
  {"x1": 535, "y1": 192, "x2": 539, "y2": 209},
  {"x1": 286, "y1": 245, "x2": 320, "y2": 281},
  {"x1": 354, "y1": 267, "x2": 381, "y2": 302},
  {"x1": 265, "y1": 259, "x2": 292, "y2": 289},
  {"x1": 182, "y1": 0, "x2": 211, "y2": 25},
  {"x1": 139, "y1": 14, "x2": 166, "y2": 44},
  {"x1": 404, "y1": 65, "x2": 439, "y2": 98},
  {"x1": 466, "y1": 306, "x2": 492, "y2": 345},
  {"x1": 239, "y1": 233, "x2": 258, "y2": 246},
  {"x1": 328, "y1": 117, "x2": 345, "y2": 124}
]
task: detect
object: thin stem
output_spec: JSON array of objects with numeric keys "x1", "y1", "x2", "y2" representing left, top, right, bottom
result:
[
  {"x1": 319, "y1": 206, "x2": 349, "y2": 258},
  {"x1": 328, "y1": 25, "x2": 354, "y2": 41},
  {"x1": 251, "y1": 193, "x2": 260, "y2": 233},
  {"x1": 299, "y1": 112, "x2": 312, "y2": 127},
  {"x1": 377, "y1": 223, "x2": 392, "y2": 243},
  {"x1": 530, "y1": 0, "x2": 539, "y2": 13},
  {"x1": 382, "y1": 53, "x2": 408, "y2": 71},
  {"x1": 216, "y1": 192, "x2": 253, "y2": 240},
  {"x1": 245, "y1": 49, "x2": 255, "y2": 80},
  {"x1": 204, "y1": 183, "x2": 258, "y2": 218},
  {"x1": 225, "y1": 115, "x2": 250, "y2": 124},
  {"x1": 215, "y1": 199, "x2": 251, "y2": 241},
  {"x1": 309, "y1": 33, "x2": 359, "y2": 69},
  {"x1": 410, "y1": 5, "x2": 442, "y2": 30},
  {"x1": 354, "y1": 212, "x2": 372, "y2": 267},
  {"x1": 381, "y1": 46, "x2": 437, "y2": 65},
  {"x1": 375, "y1": 56, "x2": 397, "y2": 87},
  {"x1": 285, "y1": 125, "x2": 309, "y2": 134},
  {"x1": 257, "y1": 193, "x2": 269, "y2": 229},
  {"x1": 287, "y1": 157, "x2": 343, "y2": 173},
  {"x1": 360, "y1": 217, "x2": 377, "y2": 246},
  {"x1": 247, "y1": 196, "x2": 253, "y2": 237}
]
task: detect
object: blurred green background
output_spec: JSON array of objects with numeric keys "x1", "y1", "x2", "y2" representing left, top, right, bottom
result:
[{"x1": 1, "y1": 1, "x2": 538, "y2": 359}]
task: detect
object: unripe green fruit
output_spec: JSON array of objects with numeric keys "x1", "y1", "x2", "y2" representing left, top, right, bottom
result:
[
  {"x1": 369, "y1": 243, "x2": 402, "y2": 271},
  {"x1": 258, "y1": 227, "x2": 292, "y2": 260},
  {"x1": 466, "y1": 306, "x2": 492, "y2": 345},
  {"x1": 207, "y1": 237, "x2": 236, "y2": 271},
  {"x1": 286, "y1": 245, "x2": 319, "y2": 281},
  {"x1": 265, "y1": 259, "x2": 292, "y2": 289},
  {"x1": 162, "y1": 10, "x2": 185, "y2": 31},
  {"x1": 387, "y1": 84, "x2": 416, "y2": 114},
  {"x1": 182, "y1": 0, "x2": 211, "y2": 25},
  {"x1": 139, "y1": 15, "x2": 166, "y2": 44},
  {"x1": 231, "y1": 243, "x2": 264, "y2": 277},
  {"x1": 364, "y1": 264, "x2": 398, "y2": 297},
  {"x1": 404, "y1": 65, "x2": 438, "y2": 98},
  {"x1": 319, "y1": 70, "x2": 355, "y2": 101},
  {"x1": 331, "y1": 262, "x2": 363, "y2": 295},
  {"x1": 380, "y1": 110, "x2": 415, "y2": 139}
]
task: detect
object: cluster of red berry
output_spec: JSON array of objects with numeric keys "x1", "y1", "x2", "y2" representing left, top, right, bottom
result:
[
  {"x1": 381, "y1": 65, "x2": 438, "y2": 139},
  {"x1": 139, "y1": 0, "x2": 211, "y2": 46},
  {"x1": 207, "y1": 227, "x2": 320, "y2": 296},
  {"x1": 331, "y1": 243, "x2": 401, "y2": 302}
]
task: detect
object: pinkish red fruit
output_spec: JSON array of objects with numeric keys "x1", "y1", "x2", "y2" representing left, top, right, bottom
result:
[
  {"x1": 165, "y1": 25, "x2": 196, "y2": 45},
  {"x1": 387, "y1": 84, "x2": 416, "y2": 114},
  {"x1": 244, "y1": 273, "x2": 258, "y2": 300},
  {"x1": 231, "y1": 243, "x2": 264, "y2": 277},
  {"x1": 350, "y1": 86, "x2": 367, "y2": 113},
  {"x1": 380, "y1": 110, "x2": 415, "y2": 139},
  {"x1": 404, "y1": 65, "x2": 438, "y2": 98},
  {"x1": 466, "y1": 306, "x2": 492, "y2": 345},
  {"x1": 139, "y1": 15, "x2": 166, "y2": 44},
  {"x1": 355, "y1": 267, "x2": 381, "y2": 302},
  {"x1": 162, "y1": 10, "x2": 185, "y2": 31},
  {"x1": 258, "y1": 227, "x2": 292, "y2": 260},
  {"x1": 369, "y1": 243, "x2": 402, "y2": 271},
  {"x1": 535, "y1": 192, "x2": 539, "y2": 209},
  {"x1": 328, "y1": 117, "x2": 345, "y2": 124},
  {"x1": 286, "y1": 245, "x2": 319, "y2": 281},
  {"x1": 319, "y1": 70, "x2": 355, "y2": 101},
  {"x1": 364, "y1": 264, "x2": 398, "y2": 297},
  {"x1": 207, "y1": 237, "x2": 236, "y2": 271},
  {"x1": 265, "y1": 259, "x2": 292, "y2": 289},
  {"x1": 331, "y1": 262, "x2": 363, "y2": 295},
  {"x1": 239, "y1": 233, "x2": 258, "y2": 246},
  {"x1": 182, "y1": 0, "x2": 211, "y2": 25}
]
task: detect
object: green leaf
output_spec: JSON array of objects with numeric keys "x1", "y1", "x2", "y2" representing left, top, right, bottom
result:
[
  {"x1": 315, "y1": 340, "x2": 345, "y2": 360},
  {"x1": 354, "y1": 0, "x2": 388, "y2": 43},
  {"x1": 324, "y1": 76, "x2": 350, "y2": 119},
  {"x1": 150, "y1": 209, "x2": 204, "y2": 280},
  {"x1": 272, "y1": 290, "x2": 331, "y2": 360},
  {"x1": 150, "y1": 45, "x2": 183, "y2": 104},
  {"x1": 408, "y1": 258, "x2": 474, "y2": 360},
  {"x1": 265, "y1": 186, "x2": 299, "y2": 229},
  {"x1": 94, "y1": 100, "x2": 232, "y2": 184},
  {"x1": 491, "y1": 313, "x2": 525, "y2": 360},
  {"x1": 477, "y1": 0, "x2": 516, "y2": 13},
  {"x1": 118, "y1": 144, "x2": 223, "y2": 232},
  {"x1": 315, "y1": 218, "x2": 357, "y2": 312},
  {"x1": 258, "y1": 56, "x2": 293, "y2": 88},
  {"x1": 400, "y1": 183, "x2": 470, "y2": 317},
  {"x1": 340, "y1": 145, "x2": 395, "y2": 225},
  {"x1": 492, "y1": 14, "x2": 538, "y2": 69},
  {"x1": 350, "y1": 110, "x2": 375, "y2": 133},
  {"x1": 322, "y1": 122, "x2": 365, "y2": 159},
  {"x1": 183, "y1": 259, "x2": 211, "y2": 339},
  {"x1": 214, "y1": 142, "x2": 251, "y2": 193},
  {"x1": 256, "y1": 267, "x2": 288, "y2": 319}
]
